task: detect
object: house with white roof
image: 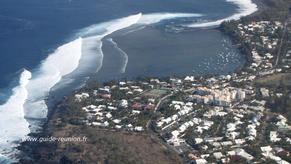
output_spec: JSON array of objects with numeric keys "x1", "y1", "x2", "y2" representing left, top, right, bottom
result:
[
  {"x1": 236, "y1": 148, "x2": 254, "y2": 161},
  {"x1": 195, "y1": 158, "x2": 207, "y2": 164},
  {"x1": 270, "y1": 131, "x2": 281, "y2": 142}
]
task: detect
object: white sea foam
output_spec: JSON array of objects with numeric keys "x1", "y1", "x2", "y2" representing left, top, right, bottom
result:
[
  {"x1": 24, "y1": 37, "x2": 82, "y2": 119},
  {"x1": 77, "y1": 13, "x2": 142, "y2": 72},
  {"x1": 187, "y1": 0, "x2": 258, "y2": 28},
  {"x1": 104, "y1": 13, "x2": 142, "y2": 37},
  {"x1": 0, "y1": 69, "x2": 31, "y2": 160},
  {"x1": 121, "y1": 25, "x2": 146, "y2": 35},
  {"x1": 139, "y1": 12, "x2": 202, "y2": 25},
  {"x1": 0, "y1": 154, "x2": 15, "y2": 164},
  {"x1": 79, "y1": 12, "x2": 202, "y2": 37},
  {"x1": 78, "y1": 13, "x2": 142, "y2": 38},
  {"x1": 107, "y1": 38, "x2": 128, "y2": 73}
]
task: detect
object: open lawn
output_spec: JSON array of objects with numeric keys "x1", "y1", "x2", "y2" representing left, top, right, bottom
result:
[
  {"x1": 143, "y1": 89, "x2": 168, "y2": 98},
  {"x1": 255, "y1": 73, "x2": 291, "y2": 87}
]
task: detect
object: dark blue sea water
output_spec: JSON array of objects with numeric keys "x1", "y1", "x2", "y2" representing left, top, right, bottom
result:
[{"x1": 0, "y1": 0, "x2": 258, "y2": 162}]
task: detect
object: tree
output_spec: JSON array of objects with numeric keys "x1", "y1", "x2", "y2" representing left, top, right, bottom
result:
[{"x1": 60, "y1": 155, "x2": 73, "y2": 164}]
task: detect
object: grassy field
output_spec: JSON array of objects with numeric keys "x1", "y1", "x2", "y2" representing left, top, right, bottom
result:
[
  {"x1": 143, "y1": 89, "x2": 168, "y2": 98},
  {"x1": 255, "y1": 73, "x2": 291, "y2": 87}
]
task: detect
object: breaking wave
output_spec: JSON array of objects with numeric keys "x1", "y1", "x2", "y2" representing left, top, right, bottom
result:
[
  {"x1": 107, "y1": 38, "x2": 128, "y2": 73},
  {"x1": 187, "y1": 0, "x2": 258, "y2": 28},
  {"x1": 24, "y1": 37, "x2": 83, "y2": 120},
  {"x1": 138, "y1": 12, "x2": 202, "y2": 25},
  {"x1": 0, "y1": 69, "x2": 31, "y2": 161},
  {"x1": 78, "y1": 13, "x2": 142, "y2": 73}
]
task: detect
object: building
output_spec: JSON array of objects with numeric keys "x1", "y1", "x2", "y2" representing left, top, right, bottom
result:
[
  {"x1": 132, "y1": 104, "x2": 143, "y2": 110},
  {"x1": 102, "y1": 94, "x2": 111, "y2": 99},
  {"x1": 270, "y1": 131, "x2": 281, "y2": 142},
  {"x1": 195, "y1": 159, "x2": 207, "y2": 164},
  {"x1": 235, "y1": 148, "x2": 254, "y2": 161},
  {"x1": 119, "y1": 99, "x2": 128, "y2": 108},
  {"x1": 75, "y1": 92, "x2": 89, "y2": 101},
  {"x1": 237, "y1": 90, "x2": 246, "y2": 101},
  {"x1": 260, "y1": 88, "x2": 270, "y2": 97}
]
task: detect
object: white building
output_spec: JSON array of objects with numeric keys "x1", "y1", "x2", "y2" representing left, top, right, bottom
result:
[
  {"x1": 270, "y1": 131, "x2": 281, "y2": 142},
  {"x1": 195, "y1": 158, "x2": 207, "y2": 164},
  {"x1": 237, "y1": 90, "x2": 246, "y2": 101},
  {"x1": 75, "y1": 92, "x2": 90, "y2": 101},
  {"x1": 119, "y1": 99, "x2": 128, "y2": 108}
]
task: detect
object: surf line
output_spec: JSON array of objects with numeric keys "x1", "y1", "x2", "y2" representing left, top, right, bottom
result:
[
  {"x1": 107, "y1": 38, "x2": 128, "y2": 73},
  {"x1": 186, "y1": 0, "x2": 258, "y2": 28}
]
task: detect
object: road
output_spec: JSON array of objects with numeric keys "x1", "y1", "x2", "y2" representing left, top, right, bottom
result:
[
  {"x1": 255, "y1": 110, "x2": 270, "y2": 146},
  {"x1": 143, "y1": 92, "x2": 184, "y2": 154},
  {"x1": 275, "y1": 20, "x2": 288, "y2": 66},
  {"x1": 146, "y1": 93, "x2": 173, "y2": 129}
]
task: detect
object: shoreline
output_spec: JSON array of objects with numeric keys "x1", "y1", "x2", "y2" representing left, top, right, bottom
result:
[{"x1": 17, "y1": 0, "x2": 269, "y2": 162}]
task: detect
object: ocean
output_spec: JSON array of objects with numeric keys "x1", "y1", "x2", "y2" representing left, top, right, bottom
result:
[{"x1": 0, "y1": 0, "x2": 257, "y2": 162}]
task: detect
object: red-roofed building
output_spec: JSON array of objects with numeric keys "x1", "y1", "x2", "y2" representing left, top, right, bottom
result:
[
  {"x1": 132, "y1": 104, "x2": 142, "y2": 109},
  {"x1": 278, "y1": 151, "x2": 290, "y2": 156},
  {"x1": 188, "y1": 153, "x2": 198, "y2": 159},
  {"x1": 231, "y1": 155, "x2": 241, "y2": 161},
  {"x1": 144, "y1": 105, "x2": 153, "y2": 110},
  {"x1": 102, "y1": 94, "x2": 111, "y2": 99}
]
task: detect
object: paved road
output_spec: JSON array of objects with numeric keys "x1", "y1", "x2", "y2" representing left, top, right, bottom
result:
[
  {"x1": 255, "y1": 110, "x2": 272, "y2": 146},
  {"x1": 144, "y1": 92, "x2": 184, "y2": 154},
  {"x1": 275, "y1": 20, "x2": 288, "y2": 66},
  {"x1": 146, "y1": 93, "x2": 173, "y2": 129},
  {"x1": 183, "y1": 88, "x2": 195, "y2": 93}
]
